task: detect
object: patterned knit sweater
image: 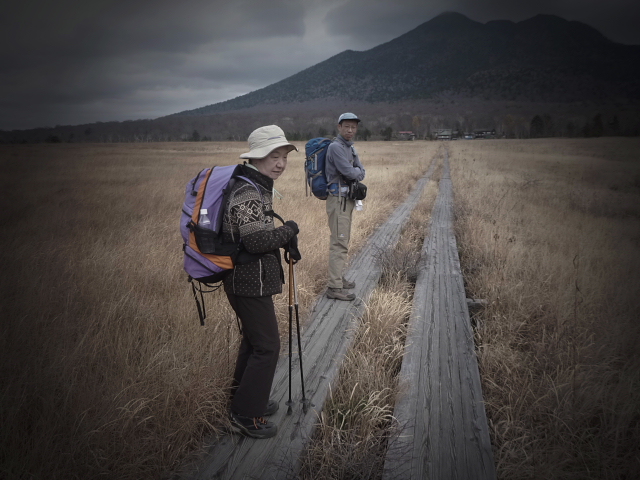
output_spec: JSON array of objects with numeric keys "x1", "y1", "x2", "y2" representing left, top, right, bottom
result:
[{"x1": 221, "y1": 164, "x2": 296, "y2": 297}]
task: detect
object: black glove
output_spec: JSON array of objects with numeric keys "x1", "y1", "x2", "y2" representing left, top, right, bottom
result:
[
  {"x1": 284, "y1": 234, "x2": 302, "y2": 263},
  {"x1": 284, "y1": 220, "x2": 299, "y2": 235}
]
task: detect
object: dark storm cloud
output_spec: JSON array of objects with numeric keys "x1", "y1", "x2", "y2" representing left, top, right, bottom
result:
[
  {"x1": 324, "y1": 0, "x2": 640, "y2": 47},
  {"x1": 1, "y1": 0, "x2": 305, "y2": 63},
  {"x1": 0, "y1": 0, "x2": 307, "y2": 129}
]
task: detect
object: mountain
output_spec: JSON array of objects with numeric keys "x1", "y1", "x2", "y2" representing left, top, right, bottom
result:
[
  {"x1": 175, "y1": 12, "x2": 640, "y2": 117},
  {"x1": 4, "y1": 12, "x2": 639, "y2": 143}
]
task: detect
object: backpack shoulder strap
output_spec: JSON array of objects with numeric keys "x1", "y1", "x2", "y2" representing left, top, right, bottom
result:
[
  {"x1": 265, "y1": 210, "x2": 285, "y2": 225},
  {"x1": 233, "y1": 173, "x2": 284, "y2": 226}
]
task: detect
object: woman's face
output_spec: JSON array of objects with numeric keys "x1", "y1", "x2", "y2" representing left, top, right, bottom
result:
[{"x1": 252, "y1": 146, "x2": 289, "y2": 180}]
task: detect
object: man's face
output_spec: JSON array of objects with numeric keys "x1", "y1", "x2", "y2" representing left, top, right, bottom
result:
[{"x1": 338, "y1": 120, "x2": 359, "y2": 141}]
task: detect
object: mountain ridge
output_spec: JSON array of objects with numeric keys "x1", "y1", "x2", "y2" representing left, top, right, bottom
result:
[{"x1": 174, "y1": 12, "x2": 639, "y2": 117}]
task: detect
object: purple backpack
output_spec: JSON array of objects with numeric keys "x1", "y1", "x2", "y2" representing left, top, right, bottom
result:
[{"x1": 181, "y1": 164, "x2": 261, "y2": 324}]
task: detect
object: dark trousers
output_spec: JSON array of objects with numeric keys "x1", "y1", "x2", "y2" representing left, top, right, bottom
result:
[{"x1": 226, "y1": 293, "x2": 280, "y2": 417}]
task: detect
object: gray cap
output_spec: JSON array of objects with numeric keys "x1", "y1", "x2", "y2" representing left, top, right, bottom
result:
[{"x1": 338, "y1": 112, "x2": 360, "y2": 124}]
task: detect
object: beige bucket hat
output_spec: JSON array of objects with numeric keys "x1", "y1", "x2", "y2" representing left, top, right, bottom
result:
[{"x1": 240, "y1": 125, "x2": 298, "y2": 159}]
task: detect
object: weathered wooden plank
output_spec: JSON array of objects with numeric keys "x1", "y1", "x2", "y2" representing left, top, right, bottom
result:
[
  {"x1": 383, "y1": 152, "x2": 495, "y2": 480},
  {"x1": 440, "y1": 173, "x2": 469, "y2": 478},
  {"x1": 175, "y1": 156, "x2": 437, "y2": 480},
  {"x1": 382, "y1": 154, "x2": 444, "y2": 480},
  {"x1": 444, "y1": 167, "x2": 495, "y2": 478}
]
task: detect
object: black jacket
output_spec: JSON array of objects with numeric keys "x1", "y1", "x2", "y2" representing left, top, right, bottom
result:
[{"x1": 221, "y1": 165, "x2": 295, "y2": 297}]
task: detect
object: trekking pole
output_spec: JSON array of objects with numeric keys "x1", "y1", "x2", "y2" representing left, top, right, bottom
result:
[
  {"x1": 286, "y1": 256, "x2": 294, "y2": 415},
  {"x1": 292, "y1": 259, "x2": 309, "y2": 413}
]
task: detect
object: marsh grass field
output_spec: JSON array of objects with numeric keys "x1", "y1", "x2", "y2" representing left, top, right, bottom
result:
[
  {"x1": 1, "y1": 138, "x2": 639, "y2": 479},
  {"x1": 450, "y1": 138, "x2": 640, "y2": 479}
]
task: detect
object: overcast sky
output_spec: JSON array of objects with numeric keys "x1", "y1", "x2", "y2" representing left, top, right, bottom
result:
[{"x1": 2, "y1": 0, "x2": 639, "y2": 131}]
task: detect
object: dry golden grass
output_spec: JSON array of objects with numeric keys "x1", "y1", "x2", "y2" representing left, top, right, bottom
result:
[
  {"x1": 450, "y1": 137, "x2": 640, "y2": 479},
  {"x1": 0, "y1": 141, "x2": 435, "y2": 479},
  {"x1": 4, "y1": 137, "x2": 637, "y2": 480}
]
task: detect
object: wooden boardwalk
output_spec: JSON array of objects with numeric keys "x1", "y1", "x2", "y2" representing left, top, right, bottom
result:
[
  {"x1": 176, "y1": 156, "x2": 438, "y2": 479},
  {"x1": 382, "y1": 152, "x2": 496, "y2": 480}
]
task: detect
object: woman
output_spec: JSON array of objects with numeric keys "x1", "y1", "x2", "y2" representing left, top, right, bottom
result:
[{"x1": 222, "y1": 125, "x2": 299, "y2": 439}]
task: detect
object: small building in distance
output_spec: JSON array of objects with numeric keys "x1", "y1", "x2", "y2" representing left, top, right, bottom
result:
[
  {"x1": 435, "y1": 129, "x2": 452, "y2": 140},
  {"x1": 474, "y1": 129, "x2": 497, "y2": 139},
  {"x1": 396, "y1": 131, "x2": 417, "y2": 140},
  {"x1": 434, "y1": 128, "x2": 497, "y2": 140}
]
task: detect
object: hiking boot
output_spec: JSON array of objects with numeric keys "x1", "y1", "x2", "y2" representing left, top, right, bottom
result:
[
  {"x1": 230, "y1": 412, "x2": 278, "y2": 439},
  {"x1": 342, "y1": 278, "x2": 356, "y2": 289},
  {"x1": 326, "y1": 288, "x2": 356, "y2": 301},
  {"x1": 264, "y1": 399, "x2": 279, "y2": 416}
]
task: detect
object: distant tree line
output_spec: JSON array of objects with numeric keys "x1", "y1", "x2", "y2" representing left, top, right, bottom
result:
[
  {"x1": 187, "y1": 127, "x2": 374, "y2": 143},
  {"x1": 3, "y1": 102, "x2": 639, "y2": 144},
  {"x1": 528, "y1": 113, "x2": 620, "y2": 138}
]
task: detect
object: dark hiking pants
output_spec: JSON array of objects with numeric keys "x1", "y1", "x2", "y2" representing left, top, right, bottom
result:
[{"x1": 226, "y1": 293, "x2": 280, "y2": 418}]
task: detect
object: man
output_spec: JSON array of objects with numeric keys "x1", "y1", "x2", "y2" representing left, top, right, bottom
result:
[{"x1": 325, "y1": 112, "x2": 366, "y2": 301}]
